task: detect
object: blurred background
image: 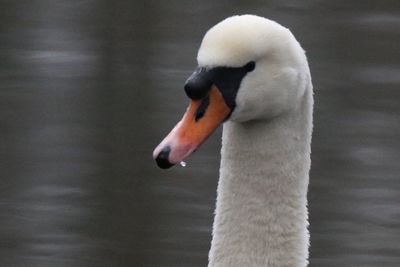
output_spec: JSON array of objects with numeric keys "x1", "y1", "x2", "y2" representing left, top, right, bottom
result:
[{"x1": 1, "y1": 1, "x2": 400, "y2": 266}]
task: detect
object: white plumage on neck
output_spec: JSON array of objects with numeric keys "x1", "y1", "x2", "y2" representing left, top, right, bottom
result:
[
  {"x1": 209, "y1": 83, "x2": 313, "y2": 267},
  {"x1": 193, "y1": 15, "x2": 315, "y2": 267}
]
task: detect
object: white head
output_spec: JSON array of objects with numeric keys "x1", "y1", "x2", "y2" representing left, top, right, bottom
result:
[
  {"x1": 153, "y1": 15, "x2": 311, "y2": 168},
  {"x1": 198, "y1": 14, "x2": 310, "y2": 121}
]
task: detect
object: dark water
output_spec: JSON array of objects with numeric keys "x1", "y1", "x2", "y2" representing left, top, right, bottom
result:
[{"x1": 1, "y1": 1, "x2": 400, "y2": 266}]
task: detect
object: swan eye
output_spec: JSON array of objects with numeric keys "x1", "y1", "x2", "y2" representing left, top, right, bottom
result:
[{"x1": 245, "y1": 61, "x2": 256, "y2": 72}]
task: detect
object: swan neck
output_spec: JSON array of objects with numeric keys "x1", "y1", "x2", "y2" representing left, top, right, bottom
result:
[{"x1": 208, "y1": 90, "x2": 312, "y2": 267}]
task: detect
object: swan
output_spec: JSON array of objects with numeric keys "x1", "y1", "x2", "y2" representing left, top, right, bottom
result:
[{"x1": 153, "y1": 15, "x2": 313, "y2": 267}]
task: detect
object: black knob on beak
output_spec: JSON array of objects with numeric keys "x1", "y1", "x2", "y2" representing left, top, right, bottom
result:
[{"x1": 184, "y1": 67, "x2": 213, "y2": 100}]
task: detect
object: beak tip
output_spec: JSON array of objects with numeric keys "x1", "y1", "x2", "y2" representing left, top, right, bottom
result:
[
  {"x1": 156, "y1": 157, "x2": 174, "y2": 169},
  {"x1": 154, "y1": 146, "x2": 175, "y2": 169}
]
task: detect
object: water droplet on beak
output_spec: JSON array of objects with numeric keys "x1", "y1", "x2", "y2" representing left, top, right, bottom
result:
[{"x1": 179, "y1": 161, "x2": 187, "y2": 167}]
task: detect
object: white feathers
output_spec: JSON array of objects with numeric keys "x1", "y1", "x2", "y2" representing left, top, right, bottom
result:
[
  {"x1": 198, "y1": 15, "x2": 298, "y2": 68},
  {"x1": 200, "y1": 15, "x2": 314, "y2": 267},
  {"x1": 197, "y1": 15, "x2": 311, "y2": 122}
]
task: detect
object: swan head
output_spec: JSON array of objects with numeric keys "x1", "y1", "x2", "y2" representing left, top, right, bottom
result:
[{"x1": 153, "y1": 15, "x2": 310, "y2": 169}]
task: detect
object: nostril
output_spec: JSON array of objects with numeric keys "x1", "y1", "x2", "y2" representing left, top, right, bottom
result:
[{"x1": 155, "y1": 146, "x2": 174, "y2": 169}]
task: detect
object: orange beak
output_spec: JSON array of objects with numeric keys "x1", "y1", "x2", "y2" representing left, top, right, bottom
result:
[{"x1": 153, "y1": 86, "x2": 231, "y2": 168}]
